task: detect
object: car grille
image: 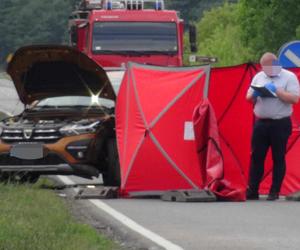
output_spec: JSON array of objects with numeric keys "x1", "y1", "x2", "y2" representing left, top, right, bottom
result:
[
  {"x1": 0, "y1": 153, "x2": 66, "y2": 165},
  {"x1": 1, "y1": 128, "x2": 62, "y2": 144}
]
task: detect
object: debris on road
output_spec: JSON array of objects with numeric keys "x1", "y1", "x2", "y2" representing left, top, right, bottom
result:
[
  {"x1": 161, "y1": 189, "x2": 216, "y2": 202},
  {"x1": 75, "y1": 186, "x2": 119, "y2": 199}
]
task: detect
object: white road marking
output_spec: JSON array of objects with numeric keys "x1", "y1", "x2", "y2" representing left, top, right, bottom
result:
[
  {"x1": 284, "y1": 49, "x2": 300, "y2": 67},
  {"x1": 57, "y1": 176, "x2": 184, "y2": 250},
  {"x1": 90, "y1": 199, "x2": 184, "y2": 250},
  {"x1": 56, "y1": 175, "x2": 81, "y2": 193},
  {"x1": 56, "y1": 175, "x2": 76, "y2": 185}
]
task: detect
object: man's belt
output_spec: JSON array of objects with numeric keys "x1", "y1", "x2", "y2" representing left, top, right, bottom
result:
[{"x1": 257, "y1": 116, "x2": 290, "y2": 122}]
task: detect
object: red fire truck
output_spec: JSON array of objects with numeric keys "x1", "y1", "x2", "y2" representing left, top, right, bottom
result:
[{"x1": 69, "y1": 0, "x2": 197, "y2": 67}]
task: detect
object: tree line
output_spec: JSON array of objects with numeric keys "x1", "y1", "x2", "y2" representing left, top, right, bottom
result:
[
  {"x1": 193, "y1": 0, "x2": 300, "y2": 66},
  {"x1": 1, "y1": 0, "x2": 300, "y2": 67},
  {"x1": 0, "y1": 0, "x2": 77, "y2": 66}
]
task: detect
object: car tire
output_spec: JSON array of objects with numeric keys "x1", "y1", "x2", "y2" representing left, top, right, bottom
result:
[{"x1": 103, "y1": 138, "x2": 121, "y2": 187}]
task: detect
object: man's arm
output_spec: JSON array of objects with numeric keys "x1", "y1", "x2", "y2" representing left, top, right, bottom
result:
[
  {"x1": 276, "y1": 73, "x2": 300, "y2": 104},
  {"x1": 276, "y1": 89, "x2": 299, "y2": 104},
  {"x1": 246, "y1": 75, "x2": 259, "y2": 102},
  {"x1": 246, "y1": 87, "x2": 262, "y2": 103}
]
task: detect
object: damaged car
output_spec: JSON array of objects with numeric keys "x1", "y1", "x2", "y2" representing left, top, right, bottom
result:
[{"x1": 0, "y1": 45, "x2": 121, "y2": 186}]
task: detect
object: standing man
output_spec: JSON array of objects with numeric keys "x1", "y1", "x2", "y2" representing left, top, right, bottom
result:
[{"x1": 246, "y1": 52, "x2": 300, "y2": 200}]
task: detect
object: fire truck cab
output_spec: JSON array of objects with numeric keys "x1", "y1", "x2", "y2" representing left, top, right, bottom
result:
[{"x1": 69, "y1": 0, "x2": 196, "y2": 67}]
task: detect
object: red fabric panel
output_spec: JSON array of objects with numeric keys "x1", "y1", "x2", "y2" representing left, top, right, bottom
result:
[
  {"x1": 208, "y1": 64, "x2": 257, "y2": 191},
  {"x1": 193, "y1": 99, "x2": 246, "y2": 201},
  {"x1": 193, "y1": 99, "x2": 223, "y2": 187},
  {"x1": 291, "y1": 68, "x2": 300, "y2": 124},
  {"x1": 116, "y1": 64, "x2": 208, "y2": 196},
  {"x1": 132, "y1": 67, "x2": 204, "y2": 125},
  {"x1": 116, "y1": 70, "x2": 148, "y2": 188},
  {"x1": 209, "y1": 64, "x2": 300, "y2": 195},
  {"x1": 122, "y1": 137, "x2": 195, "y2": 195},
  {"x1": 115, "y1": 70, "x2": 129, "y2": 182},
  {"x1": 214, "y1": 140, "x2": 247, "y2": 201},
  {"x1": 151, "y1": 76, "x2": 207, "y2": 189}
]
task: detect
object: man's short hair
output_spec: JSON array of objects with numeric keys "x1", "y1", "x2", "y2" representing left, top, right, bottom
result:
[{"x1": 260, "y1": 52, "x2": 278, "y2": 65}]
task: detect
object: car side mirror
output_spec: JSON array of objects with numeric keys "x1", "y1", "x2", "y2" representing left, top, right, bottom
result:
[{"x1": 189, "y1": 24, "x2": 198, "y2": 53}]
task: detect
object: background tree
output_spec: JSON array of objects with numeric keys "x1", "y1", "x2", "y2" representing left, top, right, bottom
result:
[
  {"x1": 166, "y1": 0, "x2": 237, "y2": 22},
  {"x1": 186, "y1": 0, "x2": 300, "y2": 66},
  {"x1": 0, "y1": 0, "x2": 78, "y2": 65},
  {"x1": 183, "y1": 2, "x2": 253, "y2": 66},
  {"x1": 238, "y1": 0, "x2": 300, "y2": 60}
]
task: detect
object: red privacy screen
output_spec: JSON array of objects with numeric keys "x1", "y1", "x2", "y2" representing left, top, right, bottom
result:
[
  {"x1": 209, "y1": 63, "x2": 300, "y2": 195},
  {"x1": 116, "y1": 63, "x2": 210, "y2": 196}
]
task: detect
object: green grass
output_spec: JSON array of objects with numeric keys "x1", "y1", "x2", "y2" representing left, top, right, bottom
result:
[{"x1": 0, "y1": 179, "x2": 117, "y2": 250}]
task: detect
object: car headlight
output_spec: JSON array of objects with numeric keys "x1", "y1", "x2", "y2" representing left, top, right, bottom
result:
[{"x1": 59, "y1": 121, "x2": 100, "y2": 136}]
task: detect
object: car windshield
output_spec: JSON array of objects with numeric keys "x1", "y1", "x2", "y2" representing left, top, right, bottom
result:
[
  {"x1": 35, "y1": 96, "x2": 114, "y2": 109},
  {"x1": 92, "y1": 22, "x2": 178, "y2": 53}
]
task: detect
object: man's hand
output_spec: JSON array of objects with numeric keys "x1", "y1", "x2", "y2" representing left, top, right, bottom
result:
[
  {"x1": 264, "y1": 82, "x2": 277, "y2": 95},
  {"x1": 252, "y1": 90, "x2": 261, "y2": 98},
  {"x1": 246, "y1": 89, "x2": 261, "y2": 102}
]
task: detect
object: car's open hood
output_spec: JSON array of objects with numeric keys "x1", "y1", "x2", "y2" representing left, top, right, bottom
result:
[{"x1": 7, "y1": 45, "x2": 116, "y2": 104}]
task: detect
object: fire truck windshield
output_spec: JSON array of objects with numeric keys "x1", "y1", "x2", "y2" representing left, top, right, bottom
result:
[{"x1": 92, "y1": 22, "x2": 178, "y2": 54}]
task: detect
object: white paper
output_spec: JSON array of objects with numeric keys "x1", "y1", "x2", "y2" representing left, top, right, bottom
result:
[{"x1": 184, "y1": 121, "x2": 195, "y2": 141}]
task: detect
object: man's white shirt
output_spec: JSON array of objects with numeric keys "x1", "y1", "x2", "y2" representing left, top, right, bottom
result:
[{"x1": 247, "y1": 69, "x2": 300, "y2": 119}]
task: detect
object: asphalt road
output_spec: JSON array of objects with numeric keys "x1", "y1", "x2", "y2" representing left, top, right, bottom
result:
[{"x1": 56, "y1": 175, "x2": 300, "y2": 250}]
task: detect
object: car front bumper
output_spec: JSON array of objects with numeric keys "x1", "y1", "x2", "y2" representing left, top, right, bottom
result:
[
  {"x1": 0, "y1": 134, "x2": 99, "y2": 178},
  {"x1": 0, "y1": 163, "x2": 99, "y2": 178}
]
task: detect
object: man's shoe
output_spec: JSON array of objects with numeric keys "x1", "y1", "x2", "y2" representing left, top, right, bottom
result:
[
  {"x1": 267, "y1": 193, "x2": 279, "y2": 201},
  {"x1": 246, "y1": 189, "x2": 259, "y2": 200}
]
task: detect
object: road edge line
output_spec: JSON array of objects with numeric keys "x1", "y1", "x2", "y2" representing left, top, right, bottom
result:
[
  {"x1": 56, "y1": 176, "x2": 184, "y2": 250},
  {"x1": 89, "y1": 199, "x2": 184, "y2": 250}
]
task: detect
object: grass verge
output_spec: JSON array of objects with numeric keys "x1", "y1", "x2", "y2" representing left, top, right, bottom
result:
[{"x1": 0, "y1": 178, "x2": 117, "y2": 250}]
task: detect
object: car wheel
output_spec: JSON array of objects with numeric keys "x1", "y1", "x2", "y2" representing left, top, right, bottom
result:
[{"x1": 103, "y1": 138, "x2": 121, "y2": 187}]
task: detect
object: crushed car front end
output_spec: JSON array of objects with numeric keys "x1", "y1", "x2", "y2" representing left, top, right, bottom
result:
[{"x1": 0, "y1": 45, "x2": 119, "y2": 184}]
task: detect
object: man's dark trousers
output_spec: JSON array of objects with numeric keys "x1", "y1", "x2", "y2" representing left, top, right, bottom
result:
[{"x1": 249, "y1": 117, "x2": 292, "y2": 194}]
